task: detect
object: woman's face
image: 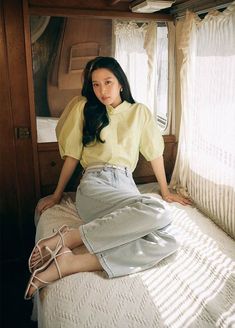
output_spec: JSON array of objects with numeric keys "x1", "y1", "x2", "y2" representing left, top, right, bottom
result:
[{"x1": 91, "y1": 68, "x2": 122, "y2": 108}]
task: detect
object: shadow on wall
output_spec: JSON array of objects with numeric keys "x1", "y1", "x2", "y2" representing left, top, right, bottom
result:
[
  {"x1": 31, "y1": 17, "x2": 64, "y2": 117},
  {"x1": 31, "y1": 16, "x2": 113, "y2": 118}
]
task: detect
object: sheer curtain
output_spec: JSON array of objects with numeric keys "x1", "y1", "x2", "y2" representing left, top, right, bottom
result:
[
  {"x1": 114, "y1": 20, "x2": 156, "y2": 111},
  {"x1": 114, "y1": 20, "x2": 170, "y2": 130},
  {"x1": 171, "y1": 3, "x2": 235, "y2": 238}
]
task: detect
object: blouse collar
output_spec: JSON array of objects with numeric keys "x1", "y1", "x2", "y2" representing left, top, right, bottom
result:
[{"x1": 106, "y1": 101, "x2": 131, "y2": 115}]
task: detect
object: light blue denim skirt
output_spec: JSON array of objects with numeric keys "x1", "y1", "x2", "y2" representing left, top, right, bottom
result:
[{"x1": 76, "y1": 165, "x2": 178, "y2": 278}]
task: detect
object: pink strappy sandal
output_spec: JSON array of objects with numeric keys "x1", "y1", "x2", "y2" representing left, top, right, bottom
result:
[
  {"x1": 24, "y1": 245, "x2": 72, "y2": 300},
  {"x1": 28, "y1": 225, "x2": 69, "y2": 273}
]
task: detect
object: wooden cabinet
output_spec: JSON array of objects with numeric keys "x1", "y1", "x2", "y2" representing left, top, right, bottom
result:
[
  {"x1": 133, "y1": 135, "x2": 177, "y2": 184},
  {"x1": 38, "y1": 142, "x2": 84, "y2": 196},
  {"x1": 38, "y1": 143, "x2": 63, "y2": 195}
]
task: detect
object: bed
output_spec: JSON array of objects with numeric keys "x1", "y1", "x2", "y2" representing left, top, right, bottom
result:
[{"x1": 31, "y1": 182, "x2": 235, "y2": 328}]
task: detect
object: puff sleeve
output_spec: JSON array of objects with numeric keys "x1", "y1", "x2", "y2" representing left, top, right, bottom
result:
[
  {"x1": 56, "y1": 97, "x2": 86, "y2": 160},
  {"x1": 139, "y1": 106, "x2": 164, "y2": 161}
]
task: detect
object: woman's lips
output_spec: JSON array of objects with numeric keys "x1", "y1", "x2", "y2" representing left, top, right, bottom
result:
[{"x1": 102, "y1": 96, "x2": 110, "y2": 101}]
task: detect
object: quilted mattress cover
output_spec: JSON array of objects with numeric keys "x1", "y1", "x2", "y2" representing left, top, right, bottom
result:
[{"x1": 32, "y1": 183, "x2": 235, "y2": 328}]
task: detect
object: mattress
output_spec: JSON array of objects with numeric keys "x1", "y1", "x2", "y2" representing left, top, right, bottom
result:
[{"x1": 32, "y1": 183, "x2": 235, "y2": 328}]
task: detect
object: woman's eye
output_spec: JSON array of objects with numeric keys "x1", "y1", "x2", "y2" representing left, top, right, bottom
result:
[
  {"x1": 106, "y1": 80, "x2": 112, "y2": 85},
  {"x1": 92, "y1": 83, "x2": 99, "y2": 88}
]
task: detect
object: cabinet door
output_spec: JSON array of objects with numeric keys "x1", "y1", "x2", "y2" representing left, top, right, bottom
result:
[
  {"x1": 0, "y1": 0, "x2": 37, "y2": 262},
  {"x1": 38, "y1": 146, "x2": 64, "y2": 195}
]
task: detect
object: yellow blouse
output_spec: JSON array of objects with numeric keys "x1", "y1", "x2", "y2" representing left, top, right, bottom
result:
[{"x1": 56, "y1": 96, "x2": 164, "y2": 172}]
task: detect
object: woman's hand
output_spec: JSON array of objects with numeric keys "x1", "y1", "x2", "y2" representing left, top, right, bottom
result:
[
  {"x1": 150, "y1": 157, "x2": 192, "y2": 206},
  {"x1": 36, "y1": 194, "x2": 62, "y2": 215},
  {"x1": 162, "y1": 192, "x2": 192, "y2": 206}
]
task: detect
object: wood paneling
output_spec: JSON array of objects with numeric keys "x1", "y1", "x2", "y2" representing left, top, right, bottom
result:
[
  {"x1": 133, "y1": 135, "x2": 177, "y2": 183},
  {"x1": 28, "y1": 0, "x2": 173, "y2": 20},
  {"x1": 38, "y1": 143, "x2": 64, "y2": 194},
  {"x1": 0, "y1": 0, "x2": 37, "y2": 261},
  {"x1": 38, "y1": 142, "x2": 84, "y2": 195},
  {"x1": 29, "y1": 0, "x2": 130, "y2": 11},
  {"x1": 0, "y1": 0, "x2": 22, "y2": 261},
  {"x1": 47, "y1": 17, "x2": 112, "y2": 117},
  {"x1": 28, "y1": 0, "x2": 232, "y2": 18}
]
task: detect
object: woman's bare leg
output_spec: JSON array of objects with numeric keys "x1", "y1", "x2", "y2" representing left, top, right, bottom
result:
[
  {"x1": 73, "y1": 244, "x2": 90, "y2": 255},
  {"x1": 28, "y1": 246, "x2": 102, "y2": 298}
]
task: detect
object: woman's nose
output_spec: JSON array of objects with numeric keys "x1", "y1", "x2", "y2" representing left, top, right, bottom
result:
[{"x1": 100, "y1": 85, "x2": 107, "y2": 95}]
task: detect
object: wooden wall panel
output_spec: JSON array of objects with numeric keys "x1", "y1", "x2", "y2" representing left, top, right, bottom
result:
[
  {"x1": 29, "y1": 0, "x2": 130, "y2": 11},
  {"x1": 0, "y1": 0, "x2": 22, "y2": 261},
  {"x1": 0, "y1": 0, "x2": 37, "y2": 261},
  {"x1": 133, "y1": 135, "x2": 177, "y2": 183},
  {"x1": 28, "y1": 0, "x2": 172, "y2": 20}
]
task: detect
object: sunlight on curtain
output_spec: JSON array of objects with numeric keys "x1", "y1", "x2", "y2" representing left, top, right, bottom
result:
[
  {"x1": 171, "y1": 3, "x2": 235, "y2": 239},
  {"x1": 156, "y1": 25, "x2": 168, "y2": 128},
  {"x1": 113, "y1": 20, "x2": 169, "y2": 131},
  {"x1": 114, "y1": 20, "x2": 154, "y2": 109}
]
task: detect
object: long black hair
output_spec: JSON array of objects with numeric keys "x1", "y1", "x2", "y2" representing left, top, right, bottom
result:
[{"x1": 81, "y1": 56, "x2": 135, "y2": 146}]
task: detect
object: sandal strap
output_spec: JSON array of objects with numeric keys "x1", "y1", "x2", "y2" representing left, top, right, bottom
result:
[
  {"x1": 29, "y1": 224, "x2": 69, "y2": 272},
  {"x1": 33, "y1": 274, "x2": 50, "y2": 285},
  {"x1": 25, "y1": 248, "x2": 72, "y2": 300},
  {"x1": 45, "y1": 245, "x2": 63, "y2": 279},
  {"x1": 44, "y1": 246, "x2": 71, "y2": 279}
]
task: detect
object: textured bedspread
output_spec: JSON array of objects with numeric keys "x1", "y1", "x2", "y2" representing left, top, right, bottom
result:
[{"x1": 32, "y1": 183, "x2": 235, "y2": 328}]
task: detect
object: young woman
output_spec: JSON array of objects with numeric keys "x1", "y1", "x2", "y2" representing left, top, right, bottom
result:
[{"x1": 25, "y1": 56, "x2": 191, "y2": 300}]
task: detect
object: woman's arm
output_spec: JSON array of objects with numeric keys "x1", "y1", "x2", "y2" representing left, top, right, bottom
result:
[
  {"x1": 36, "y1": 156, "x2": 79, "y2": 214},
  {"x1": 150, "y1": 156, "x2": 192, "y2": 206}
]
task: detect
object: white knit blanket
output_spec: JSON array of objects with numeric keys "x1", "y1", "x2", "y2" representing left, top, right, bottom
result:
[{"x1": 32, "y1": 183, "x2": 235, "y2": 328}]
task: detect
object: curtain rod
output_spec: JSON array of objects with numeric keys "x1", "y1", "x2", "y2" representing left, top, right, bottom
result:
[
  {"x1": 196, "y1": 2, "x2": 231, "y2": 14},
  {"x1": 175, "y1": 1, "x2": 232, "y2": 19},
  {"x1": 114, "y1": 18, "x2": 167, "y2": 24}
]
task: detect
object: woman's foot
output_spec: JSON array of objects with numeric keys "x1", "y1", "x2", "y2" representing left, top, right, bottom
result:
[
  {"x1": 25, "y1": 246, "x2": 103, "y2": 299},
  {"x1": 29, "y1": 225, "x2": 69, "y2": 272},
  {"x1": 26, "y1": 246, "x2": 73, "y2": 299},
  {"x1": 29, "y1": 226, "x2": 84, "y2": 272}
]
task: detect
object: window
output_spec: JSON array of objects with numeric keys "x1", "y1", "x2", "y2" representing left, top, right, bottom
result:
[
  {"x1": 114, "y1": 21, "x2": 170, "y2": 132},
  {"x1": 171, "y1": 6, "x2": 235, "y2": 238}
]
